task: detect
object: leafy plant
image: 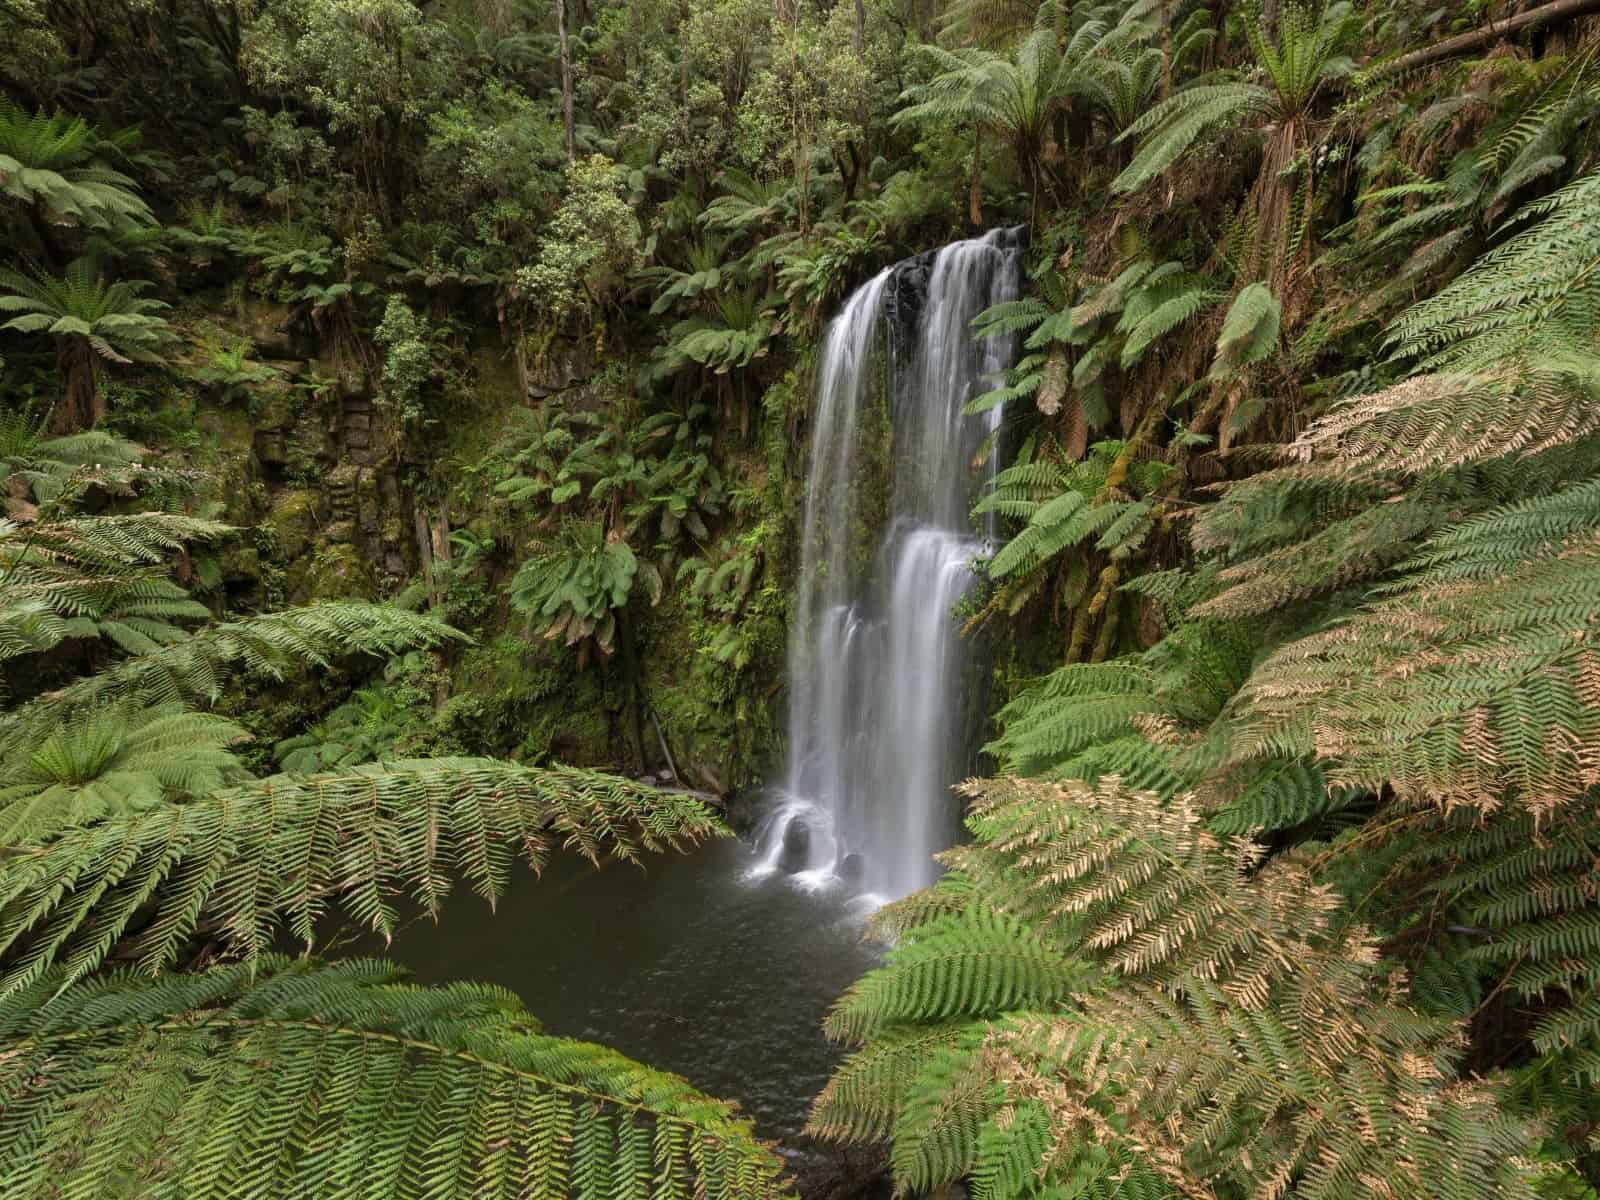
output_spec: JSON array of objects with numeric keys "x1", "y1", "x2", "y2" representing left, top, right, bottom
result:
[
  {"x1": 0, "y1": 485, "x2": 790, "y2": 1199},
  {"x1": 1114, "y1": 2, "x2": 1356, "y2": 195},
  {"x1": 511, "y1": 521, "x2": 662, "y2": 664},
  {"x1": 0, "y1": 259, "x2": 173, "y2": 430},
  {"x1": 0, "y1": 101, "x2": 154, "y2": 242}
]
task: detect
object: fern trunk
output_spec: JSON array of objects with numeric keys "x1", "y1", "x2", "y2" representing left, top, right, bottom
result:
[{"x1": 51, "y1": 338, "x2": 98, "y2": 433}]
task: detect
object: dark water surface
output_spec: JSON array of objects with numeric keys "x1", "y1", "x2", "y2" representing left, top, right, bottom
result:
[{"x1": 380, "y1": 834, "x2": 884, "y2": 1169}]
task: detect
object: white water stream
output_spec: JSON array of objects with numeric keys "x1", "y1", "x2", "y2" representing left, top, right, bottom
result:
[{"x1": 757, "y1": 230, "x2": 1023, "y2": 901}]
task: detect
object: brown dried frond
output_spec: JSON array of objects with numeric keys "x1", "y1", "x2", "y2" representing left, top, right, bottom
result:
[
  {"x1": 1227, "y1": 533, "x2": 1600, "y2": 814},
  {"x1": 955, "y1": 776, "x2": 1543, "y2": 1199},
  {"x1": 955, "y1": 776, "x2": 1354, "y2": 998},
  {"x1": 1285, "y1": 365, "x2": 1600, "y2": 477}
]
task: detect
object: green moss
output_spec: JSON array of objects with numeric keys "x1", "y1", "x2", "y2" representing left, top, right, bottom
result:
[
  {"x1": 267, "y1": 488, "x2": 320, "y2": 561},
  {"x1": 286, "y1": 540, "x2": 376, "y2": 601},
  {"x1": 432, "y1": 635, "x2": 616, "y2": 767},
  {"x1": 196, "y1": 405, "x2": 256, "y2": 456}
]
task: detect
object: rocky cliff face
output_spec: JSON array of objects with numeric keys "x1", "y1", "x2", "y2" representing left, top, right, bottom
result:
[{"x1": 189, "y1": 301, "x2": 794, "y2": 799}]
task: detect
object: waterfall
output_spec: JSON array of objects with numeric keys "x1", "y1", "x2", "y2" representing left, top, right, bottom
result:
[{"x1": 758, "y1": 229, "x2": 1023, "y2": 901}]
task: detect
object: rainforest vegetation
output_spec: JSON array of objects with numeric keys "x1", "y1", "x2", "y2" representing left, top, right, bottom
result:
[{"x1": 2, "y1": 0, "x2": 1600, "y2": 1195}]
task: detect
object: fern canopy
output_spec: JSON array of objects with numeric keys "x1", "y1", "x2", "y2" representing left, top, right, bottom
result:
[
  {"x1": 0, "y1": 954, "x2": 791, "y2": 1200},
  {"x1": 0, "y1": 757, "x2": 725, "y2": 996}
]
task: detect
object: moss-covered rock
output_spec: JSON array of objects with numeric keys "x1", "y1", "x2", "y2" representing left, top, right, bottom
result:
[
  {"x1": 267, "y1": 488, "x2": 321, "y2": 561},
  {"x1": 286, "y1": 540, "x2": 376, "y2": 601}
]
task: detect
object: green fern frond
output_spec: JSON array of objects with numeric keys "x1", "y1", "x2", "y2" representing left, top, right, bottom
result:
[
  {"x1": 0, "y1": 758, "x2": 724, "y2": 995},
  {"x1": 0, "y1": 955, "x2": 790, "y2": 1200},
  {"x1": 823, "y1": 908, "x2": 1091, "y2": 1044},
  {"x1": 1211, "y1": 282, "x2": 1281, "y2": 378},
  {"x1": 1386, "y1": 170, "x2": 1600, "y2": 368},
  {"x1": 0, "y1": 602, "x2": 465, "y2": 754},
  {"x1": 1112, "y1": 82, "x2": 1271, "y2": 194},
  {"x1": 808, "y1": 1020, "x2": 976, "y2": 1143},
  {"x1": 1205, "y1": 757, "x2": 1361, "y2": 834}
]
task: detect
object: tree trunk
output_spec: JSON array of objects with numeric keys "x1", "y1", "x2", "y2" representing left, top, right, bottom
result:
[
  {"x1": 968, "y1": 127, "x2": 984, "y2": 227},
  {"x1": 853, "y1": 0, "x2": 865, "y2": 52},
  {"x1": 615, "y1": 607, "x2": 646, "y2": 772},
  {"x1": 52, "y1": 341, "x2": 97, "y2": 433},
  {"x1": 556, "y1": 0, "x2": 576, "y2": 162}
]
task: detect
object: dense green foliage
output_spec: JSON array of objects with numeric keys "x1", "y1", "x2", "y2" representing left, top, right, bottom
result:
[
  {"x1": 7, "y1": 0, "x2": 1600, "y2": 1195},
  {"x1": 0, "y1": 448, "x2": 783, "y2": 1195}
]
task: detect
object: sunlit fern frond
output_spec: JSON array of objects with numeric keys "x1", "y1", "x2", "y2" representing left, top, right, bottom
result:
[{"x1": 0, "y1": 954, "x2": 791, "y2": 1200}]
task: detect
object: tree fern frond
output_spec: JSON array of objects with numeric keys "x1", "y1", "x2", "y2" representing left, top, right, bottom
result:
[
  {"x1": 1205, "y1": 757, "x2": 1361, "y2": 834},
  {"x1": 808, "y1": 1020, "x2": 976, "y2": 1143},
  {"x1": 823, "y1": 908, "x2": 1091, "y2": 1043},
  {"x1": 0, "y1": 759, "x2": 724, "y2": 994},
  {"x1": 1227, "y1": 533, "x2": 1600, "y2": 811},
  {"x1": 0, "y1": 602, "x2": 465, "y2": 754},
  {"x1": 1386, "y1": 170, "x2": 1600, "y2": 368},
  {"x1": 1192, "y1": 494, "x2": 1441, "y2": 617},
  {"x1": 0, "y1": 955, "x2": 790, "y2": 1200},
  {"x1": 1112, "y1": 83, "x2": 1271, "y2": 194},
  {"x1": 935, "y1": 777, "x2": 1544, "y2": 1200}
]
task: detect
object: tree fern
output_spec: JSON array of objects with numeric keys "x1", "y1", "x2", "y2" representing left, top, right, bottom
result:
[
  {"x1": 1204, "y1": 755, "x2": 1361, "y2": 834},
  {"x1": 1268, "y1": 360, "x2": 1600, "y2": 481},
  {"x1": 885, "y1": 1027, "x2": 995, "y2": 1195},
  {"x1": 0, "y1": 422, "x2": 148, "y2": 507},
  {"x1": 985, "y1": 660, "x2": 1161, "y2": 776},
  {"x1": 1415, "y1": 808, "x2": 1600, "y2": 1087},
  {"x1": 0, "y1": 100, "x2": 154, "y2": 234},
  {"x1": 815, "y1": 776, "x2": 1549, "y2": 1199},
  {"x1": 1191, "y1": 492, "x2": 1441, "y2": 617},
  {"x1": 0, "y1": 757, "x2": 724, "y2": 995},
  {"x1": 0, "y1": 513, "x2": 226, "y2": 662},
  {"x1": 0, "y1": 954, "x2": 790, "y2": 1200},
  {"x1": 0, "y1": 602, "x2": 465, "y2": 754},
  {"x1": 0, "y1": 703, "x2": 249, "y2": 843},
  {"x1": 0, "y1": 259, "x2": 173, "y2": 430},
  {"x1": 1112, "y1": 81, "x2": 1271, "y2": 194}
]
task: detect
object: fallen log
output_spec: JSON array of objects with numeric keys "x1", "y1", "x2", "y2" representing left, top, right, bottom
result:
[{"x1": 1367, "y1": 0, "x2": 1600, "y2": 77}]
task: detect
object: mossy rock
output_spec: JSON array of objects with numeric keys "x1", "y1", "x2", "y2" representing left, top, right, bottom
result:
[
  {"x1": 196, "y1": 406, "x2": 256, "y2": 456},
  {"x1": 286, "y1": 541, "x2": 376, "y2": 602},
  {"x1": 268, "y1": 488, "x2": 321, "y2": 561},
  {"x1": 434, "y1": 635, "x2": 618, "y2": 768},
  {"x1": 250, "y1": 373, "x2": 301, "y2": 434},
  {"x1": 237, "y1": 298, "x2": 306, "y2": 361}
]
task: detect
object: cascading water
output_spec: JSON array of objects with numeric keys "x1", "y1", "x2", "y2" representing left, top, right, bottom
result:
[{"x1": 757, "y1": 229, "x2": 1023, "y2": 901}]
